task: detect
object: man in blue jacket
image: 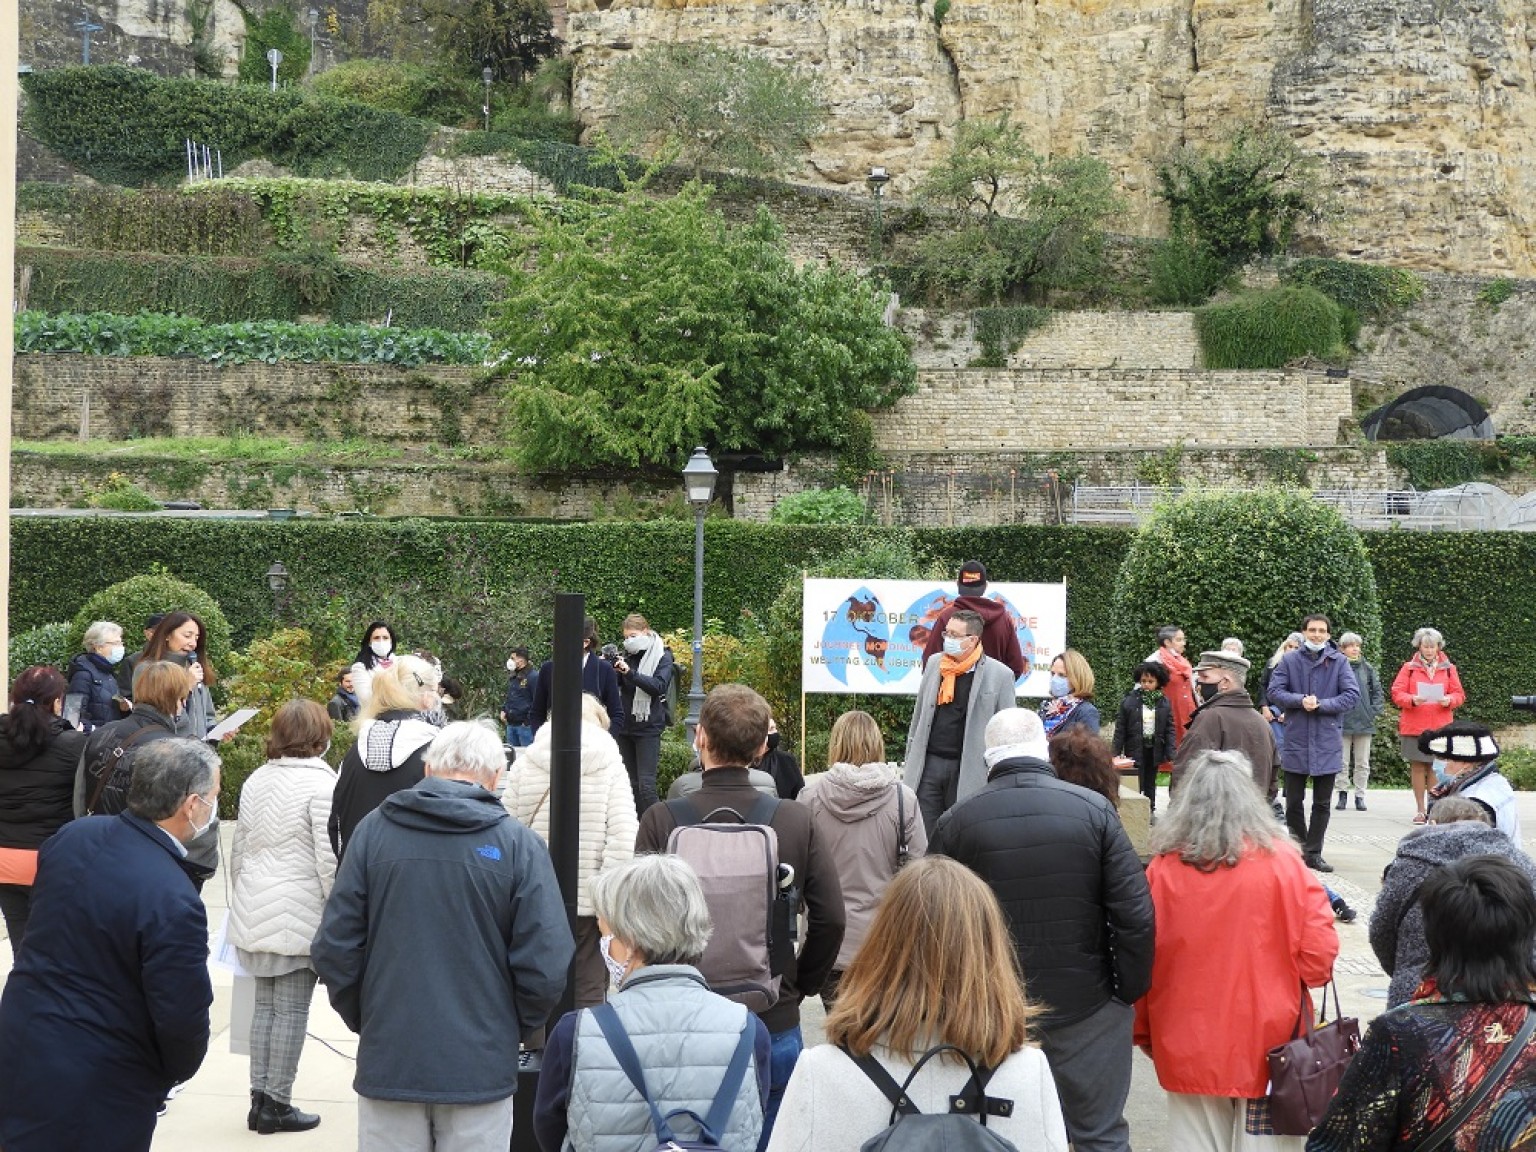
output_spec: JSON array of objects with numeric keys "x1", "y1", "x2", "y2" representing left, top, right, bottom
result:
[
  {"x1": 0, "y1": 738, "x2": 218, "y2": 1152},
  {"x1": 314, "y1": 720, "x2": 574, "y2": 1149},
  {"x1": 1266, "y1": 614, "x2": 1360, "y2": 872}
]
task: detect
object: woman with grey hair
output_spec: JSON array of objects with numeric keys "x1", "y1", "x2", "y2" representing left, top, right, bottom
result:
[
  {"x1": 1335, "y1": 632, "x2": 1385, "y2": 812},
  {"x1": 1389, "y1": 627, "x2": 1465, "y2": 825},
  {"x1": 533, "y1": 855, "x2": 771, "y2": 1152},
  {"x1": 67, "y1": 620, "x2": 130, "y2": 731},
  {"x1": 1134, "y1": 750, "x2": 1339, "y2": 1151}
]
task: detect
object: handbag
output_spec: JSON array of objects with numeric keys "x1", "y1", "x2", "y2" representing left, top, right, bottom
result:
[
  {"x1": 1412, "y1": 1006, "x2": 1536, "y2": 1152},
  {"x1": 1266, "y1": 980, "x2": 1362, "y2": 1136}
]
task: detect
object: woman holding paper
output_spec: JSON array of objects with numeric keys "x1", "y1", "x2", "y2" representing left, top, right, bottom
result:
[{"x1": 1390, "y1": 627, "x2": 1465, "y2": 825}]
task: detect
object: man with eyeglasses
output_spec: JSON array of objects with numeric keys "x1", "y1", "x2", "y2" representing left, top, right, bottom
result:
[
  {"x1": 0, "y1": 738, "x2": 218, "y2": 1152},
  {"x1": 903, "y1": 609, "x2": 1019, "y2": 835}
]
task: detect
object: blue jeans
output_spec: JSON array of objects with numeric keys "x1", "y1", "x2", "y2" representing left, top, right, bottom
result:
[
  {"x1": 506, "y1": 724, "x2": 533, "y2": 748},
  {"x1": 757, "y1": 1025, "x2": 802, "y2": 1151}
]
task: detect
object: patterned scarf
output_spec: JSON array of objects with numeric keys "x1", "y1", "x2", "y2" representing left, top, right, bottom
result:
[{"x1": 1040, "y1": 695, "x2": 1083, "y2": 736}]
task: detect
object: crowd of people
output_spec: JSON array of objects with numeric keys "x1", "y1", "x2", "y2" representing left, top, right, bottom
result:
[{"x1": 0, "y1": 565, "x2": 1534, "y2": 1152}]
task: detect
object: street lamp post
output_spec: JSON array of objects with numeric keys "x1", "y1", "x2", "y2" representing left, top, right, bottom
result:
[
  {"x1": 866, "y1": 166, "x2": 890, "y2": 263},
  {"x1": 307, "y1": 8, "x2": 319, "y2": 75},
  {"x1": 265, "y1": 561, "x2": 290, "y2": 620},
  {"x1": 482, "y1": 66, "x2": 494, "y2": 133},
  {"x1": 682, "y1": 447, "x2": 718, "y2": 741}
]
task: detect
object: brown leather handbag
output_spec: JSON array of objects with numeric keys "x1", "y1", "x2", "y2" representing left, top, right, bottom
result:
[{"x1": 1266, "y1": 980, "x2": 1362, "y2": 1135}]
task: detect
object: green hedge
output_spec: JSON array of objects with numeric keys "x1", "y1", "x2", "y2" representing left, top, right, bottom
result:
[
  {"x1": 17, "y1": 247, "x2": 502, "y2": 330},
  {"x1": 16, "y1": 311, "x2": 490, "y2": 366},
  {"x1": 21, "y1": 65, "x2": 433, "y2": 186},
  {"x1": 11, "y1": 518, "x2": 1536, "y2": 742}
]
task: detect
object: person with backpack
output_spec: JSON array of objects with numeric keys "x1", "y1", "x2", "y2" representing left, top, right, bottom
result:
[
  {"x1": 533, "y1": 854, "x2": 772, "y2": 1152},
  {"x1": 765, "y1": 855, "x2": 1068, "y2": 1152},
  {"x1": 635, "y1": 683, "x2": 845, "y2": 1152}
]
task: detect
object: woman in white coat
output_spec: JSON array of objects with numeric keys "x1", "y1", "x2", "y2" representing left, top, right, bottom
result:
[
  {"x1": 228, "y1": 699, "x2": 338, "y2": 1135},
  {"x1": 504, "y1": 692, "x2": 638, "y2": 1009}
]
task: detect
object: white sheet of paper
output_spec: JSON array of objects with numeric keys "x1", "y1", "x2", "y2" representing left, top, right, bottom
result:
[
  {"x1": 1415, "y1": 683, "x2": 1446, "y2": 703},
  {"x1": 207, "y1": 708, "x2": 260, "y2": 741}
]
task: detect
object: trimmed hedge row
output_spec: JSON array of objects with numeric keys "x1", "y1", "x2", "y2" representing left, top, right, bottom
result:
[{"x1": 11, "y1": 518, "x2": 1533, "y2": 732}]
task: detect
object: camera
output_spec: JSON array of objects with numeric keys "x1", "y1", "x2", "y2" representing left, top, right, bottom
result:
[
  {"x1": 1512, "y1": 696, "x2": 1536, "y2": 713},
  {"x1": 600, "y1": 643, "x2": 621, "y2": 665}
]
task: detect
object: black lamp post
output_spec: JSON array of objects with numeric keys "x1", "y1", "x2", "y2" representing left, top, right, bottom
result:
[
  {"x1": 265, "y1": 561, "x2": 290, "y2": 620},
  {"x1": 866, "y1": 166, "x2": 890, "y2": 262},
  {"x1": 682, "y1": 447, "x2": 718, "y2": 740}
]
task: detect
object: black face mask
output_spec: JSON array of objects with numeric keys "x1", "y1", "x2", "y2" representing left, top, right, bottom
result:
[
  {"x1": 1197, "y1": 680, "x2": 1221, "y2": 703},
  {"x1": 765, "y1": 732, "x2": 781, "y2": 753}
]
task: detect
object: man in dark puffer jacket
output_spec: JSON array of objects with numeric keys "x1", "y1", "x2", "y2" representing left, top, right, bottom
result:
[{"x1": 930, "y1": 707, "x2": 1153, "y2": 1152}]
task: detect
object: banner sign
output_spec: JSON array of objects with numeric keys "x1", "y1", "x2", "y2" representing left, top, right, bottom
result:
[{"x1": 802, "y1": 579, "x2": 1068, "y2": 696}]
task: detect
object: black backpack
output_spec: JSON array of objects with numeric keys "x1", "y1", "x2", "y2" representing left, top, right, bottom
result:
[
  {"x1": 78, "y1": 722, "x2": 175, "y2": 815},
  {"x1": 842, "y1": 1043, "x2": 1020, "y2": 1152}
]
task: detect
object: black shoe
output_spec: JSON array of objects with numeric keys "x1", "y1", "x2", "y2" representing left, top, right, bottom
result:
[
  {"x1": 1306, "y1": 855, "x2": 1335, "y2": 873},
  {"x1": 1355, "y1": 796, "x2": 1367, "y2": 811},
  {"x1": 249, "y1": 1091, "x2": 266, "y2": 1132},
  {"x1": 1335, "y1": 791, "x2": 1347, "y2": 811},
  {"x1": 256, "y1": 1099, "x2": 322, "y2": 1134},
  {"x1": 1331, "y1": 897, "x2": 1357, "y2": 923}
]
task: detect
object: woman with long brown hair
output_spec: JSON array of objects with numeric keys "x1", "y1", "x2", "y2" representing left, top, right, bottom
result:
[
  {"x1": 765, "y1": 856, "x2": 1068, "y2": 1151},
  {"x1": 142, "y1": 611, "x2": 218, "y2": 739}
]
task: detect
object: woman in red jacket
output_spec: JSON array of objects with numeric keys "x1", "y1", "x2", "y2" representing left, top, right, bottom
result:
[
  {"x1": 1135, "y1": 748, "x2": 1339, "y2": 1151},
  {"x1": 1389, "y1": 627, "x2": 1465, "y2": 825}
]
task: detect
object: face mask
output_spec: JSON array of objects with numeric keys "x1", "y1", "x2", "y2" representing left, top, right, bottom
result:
[
  {"x1": 370, "y1": 639, "x2": 393, "y2": 659},
  {"x1": 1049, "y1": 674, "x2": 1071, "y2": 699},
  {"x1": 942, "y1": 637, "x2": 968, "y2": 658},
  {"x1": 506, "y1": 658, "x2": 518, "y2": 672},
  {"x1": 622, "y1": 635, "x2": 647, "y2": 655},
  {"x1": 1432, "y1": 760, "x2": 1453, "y2": 788},
  {"x1": 187, "y1": 794, "x2": 215, "y2": 842},
  {"x1": 1197, "y1": 680, "x2": 1221, "y2": 703},
  {"x1": 766, "y1": 732, "x2": 781, "y2": 753},
  {"x1": 1303, "y1": 640, "x2": 1326, "y2": 653},
  {"x1": 599, "y1": 934, "x2": 628, "y2": 988},
  {"x1": 320, "y1": 740, "x2": 331, "y2": 759},
  {"x1": 106, "y1": 645, "x2": 125, "y2": 665}
]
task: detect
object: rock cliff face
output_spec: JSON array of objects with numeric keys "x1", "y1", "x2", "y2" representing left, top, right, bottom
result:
[{"x1": 567, "y1": 0, "x2": 1536, "y2": 275}]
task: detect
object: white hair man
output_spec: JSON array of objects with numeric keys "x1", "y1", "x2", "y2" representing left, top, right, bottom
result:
[
  {"x1": 929, "y1": 708, "x2": 1153, "y2": 1152},
  {"x1": 314, "y1": 720, "x2": 574, "y2": 1150}
]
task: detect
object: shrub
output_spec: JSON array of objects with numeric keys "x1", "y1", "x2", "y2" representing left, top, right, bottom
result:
[
  {"x1": 970, "y1": 306, "x2": 1052, "y2": 368},
  {"x1": 1195, "y1": 285, "x2": 1348, "y2": 369},
  {"x1": 1148, "y1": 234, "x2": 1232, "y2": 306},
  {"x1": 770, "y1": 488, "x2": 867, "y2": 525},
  {"x1": 1110, "y1": 490, "x2": 1382, "y2": 694},
  {"x1": 8, "y1": 622, "x2": 75, "y2": 674},
  {"x1": 88, "y1": 474, "x2": 161, "y2": 512},
  {"x1": 308, "y1": 60, "x2": 473, "y2": 123},
  {"x1": 1281, "y1": 258, "x2": 1423, "y2": 322},
  {"x1": 67, "y1": 570, "x2": 235, "y2": 677}
]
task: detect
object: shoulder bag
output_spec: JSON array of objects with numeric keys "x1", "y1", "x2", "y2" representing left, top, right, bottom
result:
[{"x1": 1266, "y1": 979, "x2": 1362, "y2": 1135}]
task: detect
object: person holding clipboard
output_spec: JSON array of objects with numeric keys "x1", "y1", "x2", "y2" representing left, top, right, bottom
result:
[{"x1": 1390, "y1": 627, "x2": 1466, "y2": 825}]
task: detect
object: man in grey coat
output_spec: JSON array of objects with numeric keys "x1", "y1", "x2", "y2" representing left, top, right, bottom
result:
[
  {"x1": 313, "y1": 721, "x2": 574, "y2": 1150},
  {"x1": 902, "y1": 609, "x2": 1018, "y2": 835}
]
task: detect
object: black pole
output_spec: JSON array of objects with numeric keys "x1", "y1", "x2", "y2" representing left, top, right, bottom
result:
[{"x1": 512, "y1": 592, "x2": 583, "y2": 1151}]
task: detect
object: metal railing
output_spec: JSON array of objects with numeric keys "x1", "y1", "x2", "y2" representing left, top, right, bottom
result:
[{"x1": 1069, "y1": 484, "x2": 1520, "y2": 532}]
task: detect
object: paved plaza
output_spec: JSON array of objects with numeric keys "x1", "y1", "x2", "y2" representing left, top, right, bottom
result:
[{"x1": 3, "y1": 785, "x2": 1534, "y2": 1150}]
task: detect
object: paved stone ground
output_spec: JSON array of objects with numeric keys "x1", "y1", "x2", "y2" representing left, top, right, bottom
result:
[{"x1": 2, "y1": 785, "x2": 1532, "y2": 1150}]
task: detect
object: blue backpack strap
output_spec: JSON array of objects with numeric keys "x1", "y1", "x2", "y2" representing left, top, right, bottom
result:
[
  {"x1": 590, "y1": 1002, "x2": 676, "y2": 1144},
  {"x1": 699, "y1": 1015, "x2": 758, "y2": 1143}
]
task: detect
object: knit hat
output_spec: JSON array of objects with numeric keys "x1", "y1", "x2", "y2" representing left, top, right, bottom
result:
[
  {"x1": 1418, "y1": 721, "x2": 1500, "y2": 763},
  {"x1": 957, "y1": 560, "x2": 988, "y2": 594},
  {"x1": 1193, "y1": 650, "x2": 1251, "y2": 676}
]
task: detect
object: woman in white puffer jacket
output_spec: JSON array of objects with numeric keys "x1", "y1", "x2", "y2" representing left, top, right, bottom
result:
[
  {"x1": 228, "y1": 699, "x2": 338, "y2": 1135},
  {"x1": 504, "y1": 692, "x2": 638, "y2": 1008}
]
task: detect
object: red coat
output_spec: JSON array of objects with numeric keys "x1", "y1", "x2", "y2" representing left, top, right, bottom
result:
[
  {"x1": 1133, "y1": 844, "x2": 1339, "y2": 1098},
  {"x1": 1149, "y1": 648, "x2": 1198, "y2": 740},
  {"x1": 1390, "y1": 656, "x2": 1465, "y2": 738}
]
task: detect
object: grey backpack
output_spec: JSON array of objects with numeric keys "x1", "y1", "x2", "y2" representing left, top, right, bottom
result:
[
  {"x1": 665, "y1": 795, "x2": 788, "y2": 1012},
  {"x1": 842, "y1": 1043, "x2": 1020, "y2": 1152}
]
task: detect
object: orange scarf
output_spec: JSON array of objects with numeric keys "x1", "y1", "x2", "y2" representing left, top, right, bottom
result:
[{"x1": 937, "y1": 641, "x2": 984, "y2": 705}]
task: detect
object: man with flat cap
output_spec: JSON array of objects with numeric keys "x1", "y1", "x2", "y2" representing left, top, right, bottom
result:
[
  {"x1": 918, "y1": 560, "x2": 1028, "y2": 678},
  {"x1": 1422, "y1": 721, "x2": 1520, "y2": 843},
  {"x1": 1172, "y1": 649, "x2": 1279, "y2": 800}
]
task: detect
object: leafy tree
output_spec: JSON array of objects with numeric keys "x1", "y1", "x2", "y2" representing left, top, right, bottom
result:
[
  {"x1": 606, "y1": 44, "x2": 823, "y2": 179},
  {"x1": 364, "y1": 0, "x2": 560, "y2": 83},
  {"x1": 1156, "y1": 128, "x2": 1321, "y2": 269},
  {"x1": 488, "y1": 176, "x2": 915, "y2": 471},
  {"x1": 1110, "y1": 490, "x2": 1381, "y2": 692},
  {"x1": 909, "y1": 115, "x2": 1120, "y2": 304},
  {"x1": 235, "y1": 4, "x2": 312, "y2": 88}
]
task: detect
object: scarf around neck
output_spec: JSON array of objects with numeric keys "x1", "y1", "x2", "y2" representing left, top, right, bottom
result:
[
  {"x1": 937, "y1": 641, "x2": 983, "y2": 706},
  {"x1": 627, "y1": 632, "x2": 665, "y2": 723},
  {"x1": 1040, "y1": 695, "x2": 1083, "y2": 735}
]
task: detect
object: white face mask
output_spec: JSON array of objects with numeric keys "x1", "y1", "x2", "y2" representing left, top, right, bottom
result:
[
  {"x1": 370, "y1": 639, "x2": 393, "y2": 659},
  {"x1": 1432, "y1": 760, "x2": 1454, "y2": 788},
  {"x1": 506, "y1": 658, "x2": 518, "y2": 672},
  {"x1": 1302, "y1": 639, "x2": 1326, "y2": 653},
  {"x1": 106, "y1": 645, "x2": 126, "y2": 664},
  {"x1": 622, "y1": 635, "x2": 647, "y2": 655},
  {"x1": 942, "y1": 636, "x2": 968, "y2": 658},
  {"x1": 186, "y1": 794, "x2": 216, "y2": 842},
  {"x1": 599, "y1": 934, "x2": 629, "y2": 988}
]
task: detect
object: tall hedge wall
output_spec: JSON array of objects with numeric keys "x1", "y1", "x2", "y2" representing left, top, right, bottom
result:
[{"x1": 10, "y1": 517, "x2": 1531, "y2": 729}]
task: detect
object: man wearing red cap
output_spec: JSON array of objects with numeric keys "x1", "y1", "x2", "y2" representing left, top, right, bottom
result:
[{"x1": 919, "y1": 560, "x2": 1027, "y2": 678}]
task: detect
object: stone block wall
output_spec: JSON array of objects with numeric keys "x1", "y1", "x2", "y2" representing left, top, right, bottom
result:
[
  {"x1": 869, "y1": 369, "x2": 1353, "y2": 453},
  {"x1": 1008, "y1": 312, "x2": 1201, "y2": 370}
]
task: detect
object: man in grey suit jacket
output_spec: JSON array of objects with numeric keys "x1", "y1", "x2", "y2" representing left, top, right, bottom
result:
[{"x1": 902, "y1": 610, "x2": 1018, "y2": 835}]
